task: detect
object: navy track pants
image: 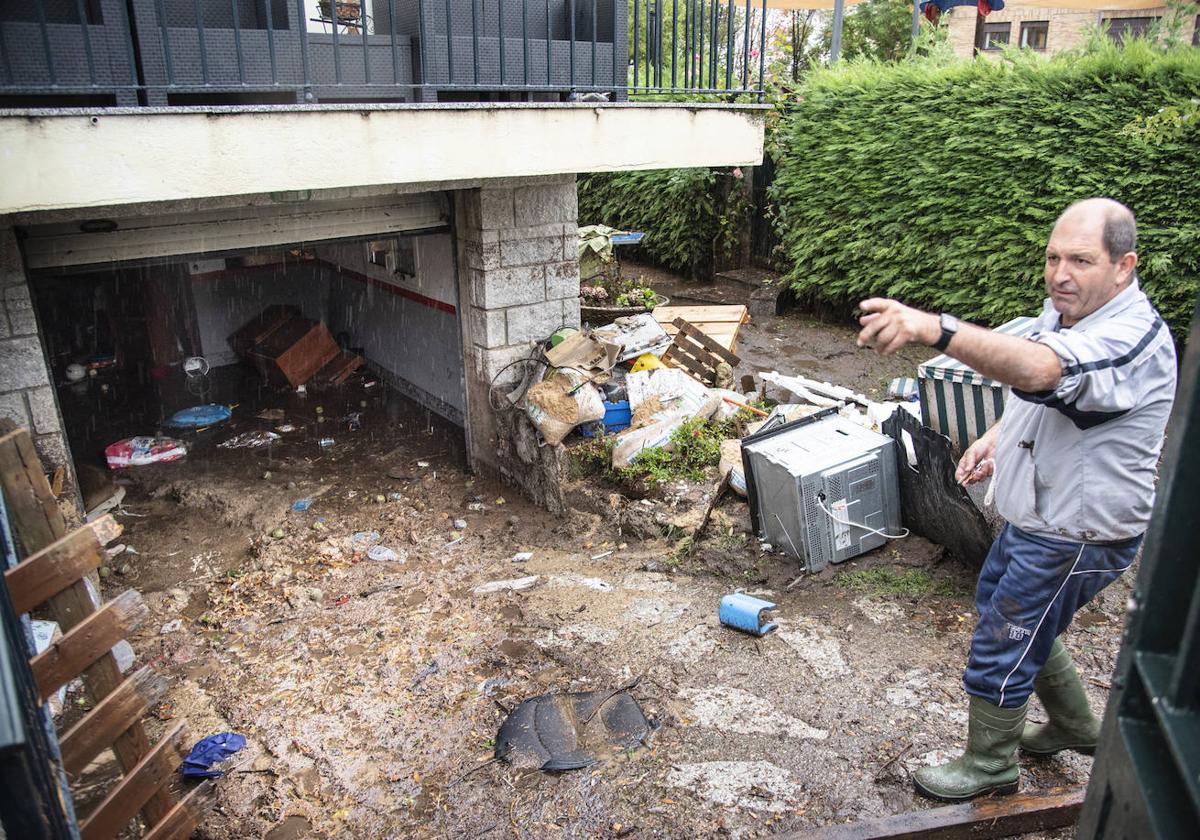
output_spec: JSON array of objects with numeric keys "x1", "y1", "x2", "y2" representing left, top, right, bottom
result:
[{"x1": 963, "y1": 523, "x2": 1140, "y2": 708}]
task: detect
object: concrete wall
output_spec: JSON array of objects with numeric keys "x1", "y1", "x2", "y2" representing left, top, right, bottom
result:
[
  {"x1": 454, "y1": 174, "x2": 579, "y2": 510},
  {"x1": 0, "y1": 104, "x2": 768, "y2": 215},
  {"x1": 321, "y1": 232, "x2": 465, "y2": 420},
  {"x1": 0, "y1": 227, "x2": 75, "y2": 499}
]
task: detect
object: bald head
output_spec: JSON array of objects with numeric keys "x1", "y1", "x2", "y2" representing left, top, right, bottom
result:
[
  {"x1": 1058, "y1": 198, "x2": 1137, "y2": 263},
  {"x1": 1045, "y1": 198, "x2": 1139, "y2": 325}
]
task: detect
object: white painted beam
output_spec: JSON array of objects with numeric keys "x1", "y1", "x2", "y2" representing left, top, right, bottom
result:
[
  {"x1": 0, "y1": 103, "x2": 767, "y2": 215},
  {"x1": 20, "y1": 192, "x2": 447, "y2": 269}
]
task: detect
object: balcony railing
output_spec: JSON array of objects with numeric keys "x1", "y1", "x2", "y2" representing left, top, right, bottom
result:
[{"x1": 0, "y1": 0, "x2": 766, "y2": 107}]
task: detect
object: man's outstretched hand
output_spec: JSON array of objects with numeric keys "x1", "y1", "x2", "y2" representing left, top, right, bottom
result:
[{"x1": 856, "y1": 298, "x2": 939, "y2": 356}]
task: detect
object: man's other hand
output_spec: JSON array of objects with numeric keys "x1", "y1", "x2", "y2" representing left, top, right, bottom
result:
[
  {"x1": 857, "y1": 298, "x2": 939, "y2": 355},
  {"x1": 956, "y1": 435, "x2": 997, "y2": 486}
]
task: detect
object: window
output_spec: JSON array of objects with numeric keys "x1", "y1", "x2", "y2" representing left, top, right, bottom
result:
[
  {"x1": 979, "y1": 22, "x2": 1012, "y2": 51},
  {"x1": 365, "y1": 236, "x2": 417, "y2": 278},
  {"x1": 367, "y1": 240, "x2": 390, "y2": 268},
  {"x1": 1104, "y1": 17, "x2": 1157, "y2": 44},
  {"x1": 1020, "y1": 21, "x2": 1049, "y2": 50}
]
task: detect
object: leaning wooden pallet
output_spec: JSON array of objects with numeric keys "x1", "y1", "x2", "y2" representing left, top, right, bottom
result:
[
  {"x1": 660, "y1": 317, "x2": 742, "y2": 386},
  {"x1": 0, "y1": 426, "x2": 213, "y2": 839}
]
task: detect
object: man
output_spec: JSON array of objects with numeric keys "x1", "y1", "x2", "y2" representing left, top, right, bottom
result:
[{"x1": 856, "y1": 198, "x2": 1177, "y2": 802}]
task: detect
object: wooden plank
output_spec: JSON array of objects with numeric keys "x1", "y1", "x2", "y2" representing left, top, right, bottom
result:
[
  {"x1": 59, "y1": 666, "x2": 169, "y2": 777},
  {"x1": 673, "y1": 318, "x2": 741, "y2": 366},
  {"x1": 79, "y1": 722, "x2": 189, "y2": 840},
  {"x1": 776, "y1": 786, "x2": 1085, "y2": 840},
  {"x1": 31, "y1": 589, "x2": 148, "y2": 704},
  {"x1": 142, "y1": 780, "x2": 217, "y2": 840},
  {"x1": 5, "y1": 524, "x2": 106, "y2": 616},
  {"x1": 0, "y1": 427, "x2": 175, "y2": 826},
  {"x1": 654, "y1": 304, "x2": 750, "y2": 324},
  {"x1": 0, "y1": 427, "x2": 68, "y2": 558}
]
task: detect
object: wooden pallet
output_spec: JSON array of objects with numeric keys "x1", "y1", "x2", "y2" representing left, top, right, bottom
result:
[
  {"x1": 653, "y1": 304, "x2": 750, "y2": 354},
  {"x1": 660, "y1": 317, "x2": 742, "y2": 386},
  {"x1": 1, "y1": 427, "x2": 213, "y2": 839}
]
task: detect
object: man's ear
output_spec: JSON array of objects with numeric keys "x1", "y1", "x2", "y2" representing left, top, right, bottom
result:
[{"x1": 1117, "y1": 251, "x2": 1138, "y2": 285}]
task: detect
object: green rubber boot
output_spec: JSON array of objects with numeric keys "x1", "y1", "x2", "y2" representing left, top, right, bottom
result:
[
  {"x1": 1021, "y1": 638, "x2": 1101, "y2": 756},
  {"x1": 913, "y1": 696, "x2": 1025, "y2": 803}
]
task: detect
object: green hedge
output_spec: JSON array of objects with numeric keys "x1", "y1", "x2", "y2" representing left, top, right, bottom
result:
[
  {"x1": 770, "y1": 41, "x2": 1200, "y2": 339},
  {"x1": 577, "y1": 168, "x2": 745, "y2": 277}
]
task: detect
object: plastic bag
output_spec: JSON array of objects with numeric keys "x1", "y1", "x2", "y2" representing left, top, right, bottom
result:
[
  {"x1": 611, "y1": 411, "x2": 689, "y2": 469},
  {"x1": 105, "y1": 436, "x2": 187, "y2": 468},
  {"x1": 611, "y1": 394, "x2": 722, "y2": 468},
  {"x1": 718, "y1": 438, "x2": 747, "y2": 497},
  {"x1": 525, "y1": 369, "x2": 606, "y2": 446}
]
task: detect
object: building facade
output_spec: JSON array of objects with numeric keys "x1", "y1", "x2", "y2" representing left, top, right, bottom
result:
[
  {"x1": 0, "y1": 1, "x2": 768, "y2": 514},
  {"x1": 946, "y1": 5, "x2": 1199, "y2": 57}
]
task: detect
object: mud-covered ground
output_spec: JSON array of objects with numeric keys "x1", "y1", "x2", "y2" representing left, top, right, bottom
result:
[{"x1": 76, "y1": 278, "x2": 1124, "y2": 839}]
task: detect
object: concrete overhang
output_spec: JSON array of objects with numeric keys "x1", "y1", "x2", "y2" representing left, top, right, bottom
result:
[{"x1": 0, "y1": 102, "x2": 768, "y2": 215}]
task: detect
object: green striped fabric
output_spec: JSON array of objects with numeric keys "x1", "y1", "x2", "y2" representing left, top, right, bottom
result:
[{"x1": 917, "y1": 316, "x2": 1038, "y2": 452}]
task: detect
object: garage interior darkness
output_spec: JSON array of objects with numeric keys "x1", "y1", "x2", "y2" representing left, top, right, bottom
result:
[{"x1": 26, "y1": 221, "x2": 469, "y2": 514}]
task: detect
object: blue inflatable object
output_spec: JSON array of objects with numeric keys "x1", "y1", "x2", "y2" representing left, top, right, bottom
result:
[
  {"x1": 165, "y1": 404, "x2": 232, "y2": 428},
  {"x1": 719, "y1": 593, "x2": 778, "y2": 637}
]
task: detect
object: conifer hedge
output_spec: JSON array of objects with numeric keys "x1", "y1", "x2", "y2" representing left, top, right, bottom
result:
[
  {"x1": 770, "y1": 41, "x2": 1200, "y2": 338},
  {"x1": 577, "y1": 168, "x2": 743, "y2": 277}
]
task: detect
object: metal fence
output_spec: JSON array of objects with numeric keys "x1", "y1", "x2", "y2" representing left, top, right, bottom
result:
[{"x1": 0, "y1": 0, "x2": 765, "y2": 106}]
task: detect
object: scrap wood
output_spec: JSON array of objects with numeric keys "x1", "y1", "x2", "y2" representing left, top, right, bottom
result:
[
  {"x1": 696, "y1": 474, "x2": 731, "y2": 537},
  {"x1": 722, "y1": 395, "x2": 768, "y2": 417},
  {"x1": 0, "y1": 427, "x2": 176, "y2": 824},
  {"x1": 662, "y1": 318, "x2": 741, "y2": 386},
  {"x1": 773, "y1": 785, "x2": 1085, "y2": 840}
]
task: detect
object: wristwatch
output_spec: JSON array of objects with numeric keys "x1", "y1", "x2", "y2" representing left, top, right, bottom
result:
[{"x1": 933, "y1": 313, "x2": 959, "y2": 352}]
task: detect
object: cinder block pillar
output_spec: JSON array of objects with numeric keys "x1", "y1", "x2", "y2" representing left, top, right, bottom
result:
[
  {"x1": 454, "y1": 175, "x2": 581, "y2": 511},
  {"x1": 0, "y1": 226, "x2": 78, "y2": 506}
]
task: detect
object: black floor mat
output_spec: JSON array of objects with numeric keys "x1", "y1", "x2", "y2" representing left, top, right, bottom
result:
[{"x1": 495, "y1": 688, "x2": 653, "y2": 771}]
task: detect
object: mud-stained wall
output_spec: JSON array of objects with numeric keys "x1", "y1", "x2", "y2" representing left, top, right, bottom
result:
[
  {"x1": 454, "y1": 174, "x2": 580, "y2": 511},
  {"x1": 0, "y1": 226, "x2": 77, "y2": 504}
]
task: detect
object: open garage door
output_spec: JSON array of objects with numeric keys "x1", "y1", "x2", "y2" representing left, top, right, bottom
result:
[{"x1": 18, "y1": 192, "x2": 447, "y2": 270}]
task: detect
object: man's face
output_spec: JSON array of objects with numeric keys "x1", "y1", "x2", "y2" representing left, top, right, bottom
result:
[{"x1": 1043, "y1": 211, "x2": 1136, "y2": 326}]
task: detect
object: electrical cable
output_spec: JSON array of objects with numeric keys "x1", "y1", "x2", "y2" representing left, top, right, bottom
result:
[
  {"x1": 486, "y1": 356, "x2": 550, "y2": 413},
  {"x1": 815, "y1": 495, "x2": 909, "y2": 541}
]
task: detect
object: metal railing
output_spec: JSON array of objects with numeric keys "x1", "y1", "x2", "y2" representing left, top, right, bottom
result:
[
  {"x1": 0, "y1": 0, "x2": 765, "y2": 107},
  {"x1": 630, "y1": 0, "x2": 766, "y2": 97}
]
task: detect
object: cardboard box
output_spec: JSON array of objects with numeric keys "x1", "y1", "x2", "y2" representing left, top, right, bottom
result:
[{"x1": 917, "y1": 316, "x2": 1038, "y2": 452}]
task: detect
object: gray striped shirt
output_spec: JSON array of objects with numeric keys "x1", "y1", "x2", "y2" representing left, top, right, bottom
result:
[{"x1": 993, "y1": 280, "x2": 1177, "y2": 543}]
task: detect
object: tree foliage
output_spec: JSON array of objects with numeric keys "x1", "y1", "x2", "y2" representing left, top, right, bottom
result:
[
  {"x1": 822, "y1": 0, "x2": 915, "y2": 63},
  {"x1": 770, "y1": 39, "x2": 1200, "y2": 338}
]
